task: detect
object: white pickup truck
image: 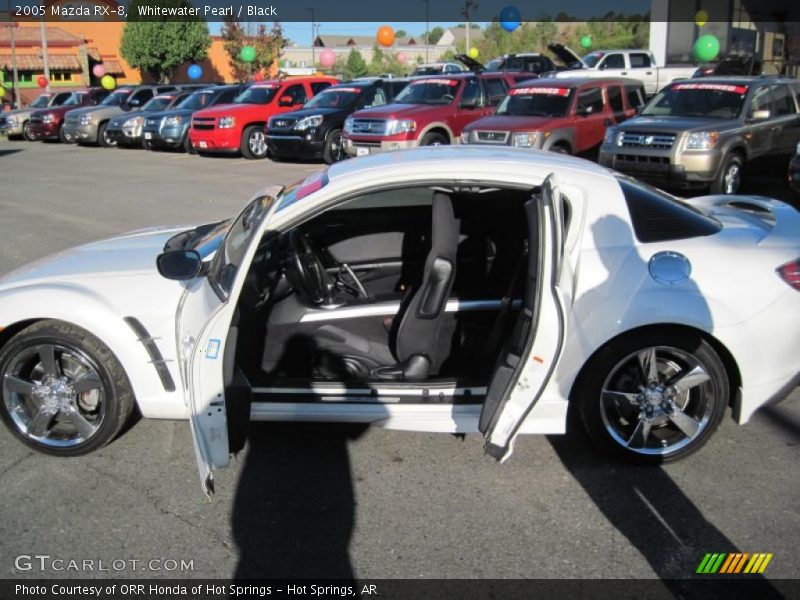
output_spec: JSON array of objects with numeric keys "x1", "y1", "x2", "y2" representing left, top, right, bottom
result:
[{"x1": 548, "y1": 44, "x2": 697, "y2": 97}]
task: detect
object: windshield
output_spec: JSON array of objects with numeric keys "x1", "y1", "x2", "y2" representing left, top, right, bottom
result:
[
  {"x1": 31, "y1": 95, "x2": 51, "y2": 108},
  {"x1": 641, "y1": 82, "x2": 748, "y2": 119},
  {"x1": 497, "y1": 87, "x2": 573, "y2": 117},
  {"x1": 394, "y1": 79, "x2": 460, "y2": 105},
  {"x1": 582, "y1": 52, "x2": 604, "y2": 67},
  {"x1": 485, "y1": 59, "x2": 502, "y2": 71},
  {"x1": 210, "y1": 193, "x2": 277, "y2": 297},
  {"x1": 234, "y1": 85, "x2": 279, "y2": 105},
  {"x1": 179, "y1": 90, "x2": 215, "y2": 110},
  {"x1": 304, "y1": 87, "x2": 362, "y2": 109},
  {"x1": 412, "y1": 66, "x2": 444, "y2": 76},
  {"x1": 101, "y1": 90, "x2": 131, "y2": 106},
  {"x1": 63, "y1": 92, "x2": 86, "y2": 106},
  {"x1": 142, "y1": 96, "x2": 174, "y2": 111}
]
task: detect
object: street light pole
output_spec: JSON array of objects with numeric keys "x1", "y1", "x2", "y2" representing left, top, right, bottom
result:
[
  {"x1": 307, "y1": 8, "x2": 315, "y2": 67},
  {"x1": 462, "y1": 0, "x2": 477, "y2": 53},
  {"x1": 9, "y1": 22, "x2": 20, "y2": 108},
  {"x1": 422, "y1": 0, "x2": 430, "y2": 62}
]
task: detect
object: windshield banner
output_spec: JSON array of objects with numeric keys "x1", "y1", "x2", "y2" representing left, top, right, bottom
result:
[
  {"x1": 511, "y1": 87, "x2": 571, "y2": 96},
  {"x1": 673, "y1": 83, "x2": 748, "y2": 94}
]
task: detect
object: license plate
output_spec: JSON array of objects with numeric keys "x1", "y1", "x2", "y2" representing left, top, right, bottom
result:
[
  {"x1": 198, "y1": 141, "x2": 208, "y2": 148},
  {"x1": 144, "y1": 132, "x2": 152, "y2": 140},
  {"x1": 356, "y1": 146, "x2": 369, "y2": 156}
]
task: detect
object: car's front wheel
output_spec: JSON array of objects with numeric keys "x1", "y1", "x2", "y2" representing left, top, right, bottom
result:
[
  {"x1": 97, "y1": 122, "x2": 116, "y2": 148},
  {"x1": 241, "y1": 125, "x2": 269, "y2": 159},
  {"x1": 710, "y1": 154, "x2": 743, "y2": 195},
  {"x1": 323, "y1": 128, "x2": 347, "y2": 164},
  {"x1": 0, "y1": 320, "x2": 134, "y2": 456},
  {"x1": 575, "y1": 329, "x2": 728, "y2": 465}
]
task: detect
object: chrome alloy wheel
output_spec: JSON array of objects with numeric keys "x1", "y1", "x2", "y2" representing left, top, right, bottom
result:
[
  {"x1": 723, "y1": 163, "x2": 741, "y2": 194},
  {"x1": 102, "y1": 128, "x2": 117, "y2": 147},
  {"x1": 249, "y1": 130, "x2": 268, "y2": 157},
  {"x1": 2, "y1": 343, "x2": 106, "y2": 448},
  {"x1": 330, "y1": 131, "x2": 346, "y2": 162},
  {"x1": 599, "y1": 346, "x2": 716, "y2": 456}
]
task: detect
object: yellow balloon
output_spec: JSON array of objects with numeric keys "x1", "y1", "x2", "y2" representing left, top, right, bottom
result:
[
  {"x1": 100, "y1": 75, "x2": 116, "y2": 90},
  {"x1": 0, "y1": 86, "x2": 5, "y2": 98},
  {"x1": 695, "y1": 9, "x2": 708, "y2": 27},
  {"x1": 468, "y1": 47, "x2": 479, "y2": 59}
]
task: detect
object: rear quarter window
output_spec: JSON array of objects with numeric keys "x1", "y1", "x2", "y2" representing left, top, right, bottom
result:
[{"x1": 618, "y1": 178, "x2": 721, "y2": 242}]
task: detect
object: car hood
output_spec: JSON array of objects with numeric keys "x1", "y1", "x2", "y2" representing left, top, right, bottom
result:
[
  {"x1": 146, "y1": 107, "x2": 197, "y2": 120},
  {"x1": 464, "y1": 114, "x2": 563, "y2": 132},
  {"x1": 352, "y1": 103, "x2": 446, "y2": 120},
  {"x1": 68, "y1": 105, "x2": 130, "y2": 118},
  {"x1": 617, "y1": 116, "x2": 731, "y2": 133},
  {"x1": 0, "y1": 226, "x2": 192, "y2": 291},
  {"x1": 285, "y1": 106, "x2": 347, "y2": 119},
  {"x1": 193, "y1": 103, "x2": 256, "y2": 118},
  {"x1": 2, "y1": 107, "x2": 37, "y2": 118},
  {"x1": 547, "y1": 43, "x2": 586, "y2": 68}
]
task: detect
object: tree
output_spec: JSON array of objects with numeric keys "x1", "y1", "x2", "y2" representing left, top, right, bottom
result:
[
  {"x1": 220, "y1": 17, "x2": 248, "y2": 81},
  {"x1": 222, "y1": 19, "x2": 287, "y2": 81},
  {"x1": 395, "y1": 29, "x2": 408, "y2": 38},
  {"x1": 120, "y1": 0, "x2": 210, "y2": 83},
  {"x1": 425, "y1": 26, "x2": 444, "y2": 44},
  {"x1": 345, "y1": 49, "x2": 368, "y2": 79}
]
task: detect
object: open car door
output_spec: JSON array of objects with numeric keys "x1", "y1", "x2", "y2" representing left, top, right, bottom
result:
[{"x1": 479, "y1": 174, "x2": 568, "y2": 461}]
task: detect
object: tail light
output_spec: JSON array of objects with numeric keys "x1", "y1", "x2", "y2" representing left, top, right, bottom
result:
[{"x1": 777, "y1": 258, "x2": 800, "y2": 290}]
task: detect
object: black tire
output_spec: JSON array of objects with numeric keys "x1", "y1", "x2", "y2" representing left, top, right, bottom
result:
[
  {"x1": 322, "y1": 128, "x2": 346, "y2": 164},
  {"x1": 183, "y1": 133, "x2": 196, "y2": 154},
  {"x1": 22, "y1": 120, "x2": 34, "y2": 141},
  {"x1": 57, "y1": 124, "x2": 67, "y2": 144},
  {"x1": 240, "y1": 125, "x2": 268, "y2": 159},
  {"x1": 97, "y1": 122, "x2": 116, "y2": 148},
  {"x1": 709, "y1": 153, "x2": 743, "y2": 195},
  {"x1": 0, "y1": 320, "x2": 135, "y2": 457},
  {"x1": 574, "y1": 329, "x2": 729, "y2": 465},
  {"x1": 420, "y1": 131, "x2": 449, "y2": 146}
]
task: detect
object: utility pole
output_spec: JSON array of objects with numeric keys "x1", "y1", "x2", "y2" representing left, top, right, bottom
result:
[
  {"x1": 422, "y1": 0, "x2": 430, "y2": 62},
  {"x1": 39, "y1": 17, "x2": 50, "y2": 93},
  {"x1": 462, "y1": 0, "x2": 477, "y2": 52},
  {"x1": 307, "y1": 8, "x2": 316, "y2": 67},
  {"x1": 8, "y1": 21, "x2": 20, "y2": 108}
]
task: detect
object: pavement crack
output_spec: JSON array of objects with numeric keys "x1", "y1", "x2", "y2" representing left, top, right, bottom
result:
[{"x1": 0, "y1": 451, "x2": 35, "y2": 478}]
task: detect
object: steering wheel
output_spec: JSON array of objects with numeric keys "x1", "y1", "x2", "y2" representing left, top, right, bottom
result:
[{"x1": 285, "y1": 229, "x2": 333, "y2": 305}]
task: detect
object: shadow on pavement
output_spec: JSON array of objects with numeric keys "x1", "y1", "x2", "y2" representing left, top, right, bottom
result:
[{"x1": 0, "y1": 148, "x2": 24, "y2": 158}]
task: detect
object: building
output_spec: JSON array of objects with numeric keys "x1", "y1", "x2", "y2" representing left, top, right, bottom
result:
[{"x1": 649, "y1": 0, "x2": 799, "y2": 74}]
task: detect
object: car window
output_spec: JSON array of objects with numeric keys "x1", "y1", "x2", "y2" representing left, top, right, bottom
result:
[
  {"x1": 629, "y1": 53, "x2": 652, "y2": 68},
  {"x1": 283, "y1": 84, "x2": 308, "y2": 105},
  {"x1": 216, "y1": 88, "x2": 239, "y2": 104},
  {"x1": 601, "y1": 54, "x2": 625, "y2": 69},
  {"x1": 607, "y1": 85, "x2": 624, "y2": 112},
  {"x1": 748, "y1": 86, "x2": 771, "y2": 116},
  {"x1": 51, "y1": 92, "x2": 73, "y2": 106},
  {"x1": 236, "y1": 84, "x2": 280, "y2": 105},
  {"x1": 483, "y1": 78, "x2": 508, "y2": 105},
  {"x1": 497, "y1": 86, "x2": 573, "y2": 117},
  {"x1": 394, "y1": 78, "x2": 460, "y2": 105},
  {"x1": 444, "y1": 64, "x2": 459, "y2": 73},
  {"x1": 577, "y1": 86, "x2": 604, "y2": 113},
  {"x1": 460, "y1": 78, "x2": 484, "y2": 106},
  {"x1": 391, "y1": 81, "x2": 409, "y2": 97},
  {"x1": 626, "y1": 85, "x2": 645, "y2": 108},
  {"x1": 644, "y1": 83, "x2": 748, "y2": 119},
  {"x1": 769, "y1": 84, "x2": 797, "y2": 116},
  {"x1": 304, "y1": 86, "x2": 363, "y2": 109},
  {"x1": 311, "y1": 81, "x2": 332, "y2": 95},
  {"x1": 129, "y1": 89, "x2": 154, "y2": 107},
  {"x1": 362, "y1": 87, "x2": 387, "y2": 108},
  {"x1": 157, "y1": 86, "x2": 176, "y2": 93}
]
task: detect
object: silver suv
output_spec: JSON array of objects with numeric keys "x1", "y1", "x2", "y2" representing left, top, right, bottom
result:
[{"x1": 599, "y1": 77, "x2": 800, "y2": 194}]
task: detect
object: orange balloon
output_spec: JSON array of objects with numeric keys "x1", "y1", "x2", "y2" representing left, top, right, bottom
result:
[{"x1": 377, "y1": 25, "x2": 395, "y2": 47}]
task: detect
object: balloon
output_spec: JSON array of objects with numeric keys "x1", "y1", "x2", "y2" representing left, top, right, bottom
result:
[
  {"x1": 396, "y1": 51, "x2": 407, "y2": 64},
  {"x1": 377, "y1": 25, "x2": 395, "y2": 47},
  {"x1": 468, "y1": 47, "x2": 479, "y2": 59},
  {"x1": 240, "y1": 45, "x2": 256, "y2": 63},
  {"x1": 0, "y1": 87, "x2": 5, "y2": 98},
  {"x1": 580, "y1": 35, "x2": 592, "y2": 49},
  {"x1": 37, "y1": 75, "x2": 48, "y2": 88},
  {"x1": 320, "y1": 48, "x2": 336, "y2": 68},
  {"x1": 695, "y1": 9, "x2": 709, "y2": 27},
  {"x1": 694, "y1": 34, "x2": 720, "y2": 62},
  {"x1": 92, "y1": 64, "x2": 105, "y2": 77},
  {"x1": 187, "y1": 64, "x2": 203, "y2": 80},
  {"x1": 100, "y1": 74, "x2": 116, "y2": 90},
  {"x1": 499, "y1": 6, "x2": 521, "y2": 32},
  {"x1": 253, "y1": 72, "x2": 264, "y2": 82}
]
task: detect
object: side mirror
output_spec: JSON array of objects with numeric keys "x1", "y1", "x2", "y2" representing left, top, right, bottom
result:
[
  {"x1": 278, "y1": 95, "x2": 295, "y2": 107},
  {"x1": 749, "y1": 109, "x2": 770, "y2": 121},
  {"x1": 156, "y1": 250, "x2": 204, "y2": 281},
  {"x1": 576, "y1": 105, "x2": 594, "y2": 117}
]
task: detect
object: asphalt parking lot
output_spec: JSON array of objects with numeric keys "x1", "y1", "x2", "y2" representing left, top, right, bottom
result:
[{"x1": 0, "y1": 140, "x2": 798, "y2": 586}]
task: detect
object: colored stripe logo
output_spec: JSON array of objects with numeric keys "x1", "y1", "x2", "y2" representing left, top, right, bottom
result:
[{"x1": 696, "y1": 553, "x2": 773, "y2": 574}]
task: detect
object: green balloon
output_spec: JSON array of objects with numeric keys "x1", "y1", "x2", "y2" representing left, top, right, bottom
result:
[
  {"x1": 694, "y1": 34, "x2": 720, "y2": 62},
  {"x1": 580, "y1": 35, "x2": 592, "y2": 49},
  {"x1": 240, "y1": 45, "x2": 256, "y2": 63}
]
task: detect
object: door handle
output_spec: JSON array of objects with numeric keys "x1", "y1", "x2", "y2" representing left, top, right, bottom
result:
[
  {"x1": 620, "y1": 71, "x2": 628, "y2": 75},
  {"x1": 645, "y1": 71, "x2": 653, "y2": 75}
]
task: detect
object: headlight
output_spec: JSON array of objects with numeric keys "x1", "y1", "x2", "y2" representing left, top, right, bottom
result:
[
  {"x1": 80, "y1": 114, "x2": 93, "y2": 126},
  {"x1": 603, "y1": 127, "x2": 616, "y2": 144},
  {"x1": 796, "y1": 141, "x2": 800, "y2": 156},
  {"x1": 218, "y1": 116, "x2": 235, "y2": 129},
  {"x1": 385, "y1": 119, "x2": 416, "y2": 135},
  {"x1": 6, "y1": 115, "x2": 18, "y2": 125},
  {"x1": 163, "y1": 115, "x2": 182, "y2": 127},
  {"x1": 460, "y1": 131, "x2": 470, "y2": 144},
  {"x1": 294, "y1": 115, "x2": 323, "y2": 131},
  {"x1": 512, "y1": 132, "x2": 538, "y2": 148},
  {"x1": 344, "y1": 117, "x2": 354, "y2": 134},
  {"x1": 124, "y1": 116, "x2": 143, "y2": 128},
  {"x1": 41, "y1": 114, "x2": 55, "y2": 124},
  {"x1": 685, "y1": 131, "x2": 719, "y2": 150}
]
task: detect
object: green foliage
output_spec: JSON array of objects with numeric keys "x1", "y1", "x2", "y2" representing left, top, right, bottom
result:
[
  {"x1": 395, "y1": 29, "x2": 408, "y2": 38},
  {"x1": 222, "y1": 19, "x2": 287, "y2": 81},
  {"x1": 120, "y1": 0, "x2": 210, "y2": 83},
  {"x1": 345, "y1": 49, "x2": 368, "y2": 79},
  {"x1": 425, "y1": 26, "x2": 445, "y2": 44}
]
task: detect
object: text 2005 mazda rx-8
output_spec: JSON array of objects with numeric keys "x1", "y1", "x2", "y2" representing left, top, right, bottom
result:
[{"x1": 0, "y1": 148, "x2": 797, "y2": 493}]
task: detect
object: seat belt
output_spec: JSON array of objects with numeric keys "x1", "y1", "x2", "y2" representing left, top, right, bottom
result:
[{"x1": 481, "y1": 240, "x2": 529, "y2": 372}]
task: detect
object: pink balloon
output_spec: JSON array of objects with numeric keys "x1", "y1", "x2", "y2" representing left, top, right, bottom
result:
[
  {"x1": 396, "y1": 51, "x2": 407, "y2": 64},
  {"x1": 320, "y1": 48, "x2": 336, "y2": 68},
  {"x1": 92, "y1": 64, "x2": 105, "y2": 77}
]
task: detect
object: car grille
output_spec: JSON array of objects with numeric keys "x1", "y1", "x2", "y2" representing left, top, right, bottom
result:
[
  {"x1": 619, "y1": 131, "x2": 676, "y2": 150},
  {"x1": 475, "y1": 130, "x2": 510, "y2": 144},
  {"x1": 145, "y1": 118, "x2": 160, "y2": 127},
  {"x1": 270, "y1": 116, "x2": 298, "y2": 130},
  {"x1": 30, "y1": 116, "x2": 43, "y2": 124},
  {"x1": 350, "y1": 119, "x2": 387, "y2": 135},
  {"x1": 192, "y1": 117, "x2": 215, "y2": 130},
  {"x1": 65, "y1": 115, "x2": 80, "y2": 126}
]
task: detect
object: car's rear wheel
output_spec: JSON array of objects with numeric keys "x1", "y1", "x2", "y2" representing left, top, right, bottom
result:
[
  {"x1": 97, "y1": 122, "x2": 116, "y2": 148},
  {"x1": 241, "y1": 125, "x2": 268, "y2": 159},
  {"x1": 575, "y1": 329, "x2": 728, "y2": 465},
  {"x1": 22, "y1": 120, "x2": 34, "y2": 141},
  {"x1": 710, "y1": 153, "x2": 743, "y2": 195},
  {"x1": 323, "y1": 128, "x2": 346, "y2": 164},
  {"x1": 421, "y1": 132, "x2": 449, "y2": 146},
  {"x1": 57, "y1": 124, "x2": 67, "y2": 144},
  {"x1": 0, "y1": 320, "x2": 134, "y2": 456}
]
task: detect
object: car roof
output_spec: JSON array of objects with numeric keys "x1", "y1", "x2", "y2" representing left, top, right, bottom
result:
[
  {"x1": 682, "y1": 75, "x2": 796, "y2": 86},
  {"x1": 515, "y1": 76, "x2": 643, "y2": 88}
]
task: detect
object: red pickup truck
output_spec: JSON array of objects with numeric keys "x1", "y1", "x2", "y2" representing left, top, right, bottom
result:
[
  {"x1": 461, "y1": 77, "x2": 645, "y2": 155},
  {"x1": 342, "y1": 71, "x2": 523, "y2": 156},
  {"x1": 189, "y1": 76, "x2": 338, "y2": 159}
]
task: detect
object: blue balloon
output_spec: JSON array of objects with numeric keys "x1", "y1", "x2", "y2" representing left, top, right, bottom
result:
[
  {"x1": 499, "y1": 5, "x2": 521, "y2": 32},
  {"x1": 187, "y1": 64, "x2": 203, "y2": 80}
]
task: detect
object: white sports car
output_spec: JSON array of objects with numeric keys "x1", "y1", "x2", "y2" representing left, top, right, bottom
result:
[{"x1": 0, "y1": 148, "x2": 798, "y2": 494}]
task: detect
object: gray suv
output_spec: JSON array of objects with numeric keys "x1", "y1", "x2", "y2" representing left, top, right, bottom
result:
[
  {"x1": 599, "y1": 77, "x2": 800, "y2": 194},
  {"x1": 63, "y1": 85, "x2": 176, "y2": 147}
]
